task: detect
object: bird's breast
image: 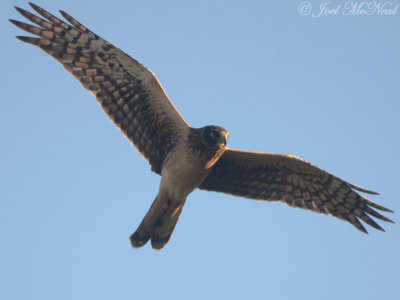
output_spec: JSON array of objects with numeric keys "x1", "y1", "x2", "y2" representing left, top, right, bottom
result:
[{"x1": 160, "y1": 148, "x2": 211, "y2": 200}]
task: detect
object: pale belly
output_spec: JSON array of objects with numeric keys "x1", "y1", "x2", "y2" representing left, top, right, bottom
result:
[{"x1": 159, "y1": 155, "x2": 210, "y2": 200}]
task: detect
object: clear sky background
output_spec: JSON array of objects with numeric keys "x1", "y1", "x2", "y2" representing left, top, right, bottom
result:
[{"x1": 1, "y1": 1, "x2": 399, "y2": 299}]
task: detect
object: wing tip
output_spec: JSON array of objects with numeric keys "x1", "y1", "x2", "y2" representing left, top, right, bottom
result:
[
  {"x1": 358, "y1": 225, "x2": 369, "y2": 234},
  {"x1": 28, "y1": 2, "x2": 40, "y2": 10},
  {"x1": 349, "y1": 183, "x2": 380, "y2": 195},
  {"x1": 14, "y1": 35, "x2": 38, "y2": 44},
  {"x1": 354, "y1": 214, "x2": 394, "y2": 234},
  {"x1": 386, "y1": 218, "x2": 396, "y2": 225},
  {"x1": 58, "y1": 10, "x2": 73, "y2": 24},
  {"x1": 366, "y1": 199, "x2": 394, "y2": 213},
  {"x1": 14, "y1": 6, "x2": 24, "y2": 14},
  {"x1": 9, "y1": 19, "x2": 21, "y2": 26},
  {"x1": 28, "y1": 2, "x2": 52, "y2": 19}
]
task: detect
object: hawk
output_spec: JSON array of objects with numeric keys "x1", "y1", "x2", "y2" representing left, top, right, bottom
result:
[{"x1": 10, "y1": 3, "x2": 394, "y2": 250}]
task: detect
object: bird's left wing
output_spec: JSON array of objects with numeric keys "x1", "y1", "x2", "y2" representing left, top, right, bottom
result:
[
  {"x1": 199, "y1": 148, "x2": 394, "y2": 233},
  {"x1": 10, "y1": 3, "x2": 190, "y2": 174}
]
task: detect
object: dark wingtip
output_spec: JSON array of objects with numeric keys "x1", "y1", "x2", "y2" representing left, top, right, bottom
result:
[
  {"x1": 28, "y1": 2, "x2": 47, "y2": 16},
  {"x1": 59, "y1": 10, "x2": 71, "y2": 22},
  {"x1": 370, "y1": 221, "x2": 385, "y2": 232},
  {"x1": 14, "y1": 6, "x2": 23, "y2": 14},
  {"x1": 13, "y1": 6, "x2": 33, "y2": 20},
  {"x1": 365, "y1": 199, "x2": 394, "y2": 213},
  {"x1": 352, "y1": 217, "x2": 368, "y2": 234},
  {"x1": 28, "y1": 2, "x2": 39, "y2": 10},
  {"x1": 349, "y1": 183, "x2": 380, "y2": 195},
  {"x1": 14, "y1": 36, "x2": 38, "y2": 44},
  {"x1": 377, "y1": 206, "x2": 393, "y2": 213},
  {"x1": 9, "y1": 19, "x2": 25, "y2": 29},
  {"x1": 15, "y1": 35, "x2": 25, "y2": 41}
]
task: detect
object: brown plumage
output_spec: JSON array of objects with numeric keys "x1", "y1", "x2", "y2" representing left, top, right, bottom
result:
[
  {"x1": 10, "y1": 2, "x2": 188, "y2": 175},
  {"x1": 10, "y1": 3, "x2": 394, "y2": 250},
  {"x1": 200, "y1": 150, "x2": 393, "y2": 233}
]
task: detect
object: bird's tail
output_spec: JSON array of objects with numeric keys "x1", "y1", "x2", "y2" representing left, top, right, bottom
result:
[{"x1": 130, "y1": 195, "x2": 185, "y2": 250}]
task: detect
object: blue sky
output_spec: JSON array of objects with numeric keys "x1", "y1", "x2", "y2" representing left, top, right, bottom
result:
[{"x1": 1, "y1": 1, "x2": 399, "y2": 299}]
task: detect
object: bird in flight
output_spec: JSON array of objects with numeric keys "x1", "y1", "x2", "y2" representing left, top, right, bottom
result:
[{"x1": 10, "y1": 3, "x2": 394, "y2": 250}]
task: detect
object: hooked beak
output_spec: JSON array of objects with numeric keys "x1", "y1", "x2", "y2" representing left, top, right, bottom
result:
[{"x1": 220, "y1": 131, "x2": 229, "y2": 146}]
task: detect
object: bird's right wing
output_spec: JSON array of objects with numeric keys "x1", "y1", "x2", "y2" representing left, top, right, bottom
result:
[
  {"x1": 199, "y1": 148, "x2": 394, "y2": 233},
  {"x1": 10, "y1": 3, "x2": 190, "y2": 174}
]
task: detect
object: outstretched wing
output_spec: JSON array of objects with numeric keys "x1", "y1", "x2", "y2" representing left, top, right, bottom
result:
[
  {"x1": 199, "y1": 148, "x2": 394, "y2": 233},
  {"x1": 10, "y1": 3, "x2": 189, "y2": 174}
]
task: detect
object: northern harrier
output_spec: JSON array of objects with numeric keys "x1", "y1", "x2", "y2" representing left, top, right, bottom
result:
[{"x1": 10, "y1": 3, "x2": 394, "y2": 250}]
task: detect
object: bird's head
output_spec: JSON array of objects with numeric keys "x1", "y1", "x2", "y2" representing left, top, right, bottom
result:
[{"x1": 201, "y1": 125, "x2": 229, "y2": 149}]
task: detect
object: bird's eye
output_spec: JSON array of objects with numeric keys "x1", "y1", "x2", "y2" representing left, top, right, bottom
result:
[
  {"x1": 202, "y1": 127, "x2": 223, "y2": 148},
  {"x1": 210, "y1": 130, "x2": 220, "y2": 139}
]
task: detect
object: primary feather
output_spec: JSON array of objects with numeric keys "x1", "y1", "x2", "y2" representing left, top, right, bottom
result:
[{"x1": 11, "y1": 2, "x2": 189, "y2": 174}]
